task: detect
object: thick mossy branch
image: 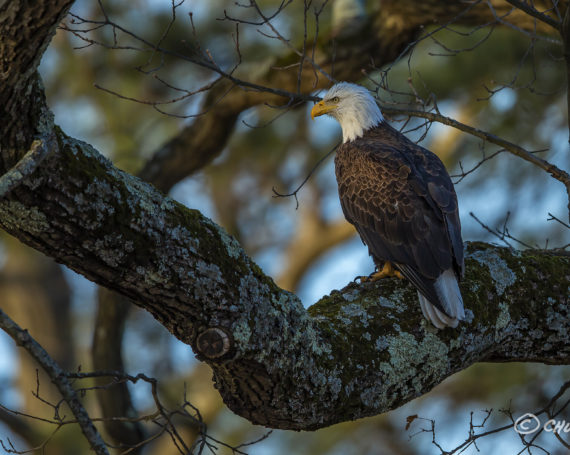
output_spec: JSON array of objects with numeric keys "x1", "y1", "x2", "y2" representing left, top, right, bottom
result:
[
  {"x1": 0, "y1": 1, "x2": 74, "y2": 167},
  {"x1": 0, "y1": 133, "x2": 568, "y2": 430},
  {"x1": 1, "y1": 0, "x2": 569, "y2": 434}
]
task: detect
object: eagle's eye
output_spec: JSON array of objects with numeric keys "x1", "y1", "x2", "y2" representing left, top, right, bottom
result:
[{"x1": 330, "y1": 96, "x2": 340, "y2": 103}]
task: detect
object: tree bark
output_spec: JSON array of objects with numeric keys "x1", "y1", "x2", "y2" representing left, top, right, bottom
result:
[
  {"x1": 1, "y1": 0, "x2": 569, "y2": 434},
  {"x1": 0, "y1": 0, "x2": 73, "y2": 170},
  {"x1": 0, "y1": 130, "x2": 568, "y2": 430}
]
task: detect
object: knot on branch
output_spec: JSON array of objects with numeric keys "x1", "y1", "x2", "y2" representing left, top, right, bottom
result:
[{"x1": 196, "y1": 327, "x2": 231, "y2": 359}]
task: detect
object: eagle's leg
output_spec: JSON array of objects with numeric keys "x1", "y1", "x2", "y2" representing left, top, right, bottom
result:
[{"x1": 362, "y1": 261, "x2": 404, "y2": 282}]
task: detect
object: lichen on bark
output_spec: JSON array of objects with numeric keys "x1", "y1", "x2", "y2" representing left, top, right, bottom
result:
[
  {"x1": 1, "y1": 0, "x2": 569, "y2": 434},
  {"x1": 4, "y1": 136, "x2": 566, "y2": 430}
]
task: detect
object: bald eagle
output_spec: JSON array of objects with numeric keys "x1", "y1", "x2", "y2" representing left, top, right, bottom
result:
[{"x1": 311, "y1": 82, "x2": 465, "y2": 329}]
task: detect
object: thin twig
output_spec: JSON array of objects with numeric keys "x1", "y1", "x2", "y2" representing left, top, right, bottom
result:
[
  {"x1": 0, "y1": 309, "x2": 109, "y2": 455},
  {"x1": 505, "y1": 0, "x2": 561, "y2": 30},
  {"x1": 272, "y1": 142, "x2": 339, "y2": 208},
  {"x1": 381, "y1": 106, "x2": 570, "y2": 214}
]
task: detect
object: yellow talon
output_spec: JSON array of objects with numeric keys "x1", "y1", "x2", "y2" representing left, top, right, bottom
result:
[{"x1": 361, "y1": 261, "x2": 404, "y2": 282}]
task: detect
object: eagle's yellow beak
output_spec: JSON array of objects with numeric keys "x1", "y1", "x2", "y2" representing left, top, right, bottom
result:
[{"x1": 311, "y1": 100, "x2": 337, "y2": 120}]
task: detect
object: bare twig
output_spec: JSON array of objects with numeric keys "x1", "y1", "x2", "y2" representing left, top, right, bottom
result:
[
  {"x1": 1, "y1": 366, "x2": 271, "y2": 454},
  {"x1": 470, "y1": 211, "x2": 536, "y2": 249},
  {"x1": 548, "y1": 212, "x2": 570, "y2": 229},
  {"x1": 272, "y1": 142, "x2": 339, "y2": 208},
  {"x1": 59, "y1": 8, "x2": 321, "y2": 114},
  {"x1": 381, "y1": 105, "x2": 570, "y2": 218},
  {"x1": 407, "y1": 381, "x2": 570, "y2": 454},
  {"x1": 222, "y1": 0, "x2": 334, "y2": 84},
  {"x1": 0, "y1": 309, "x2": 109, "y2": 455},
  {"x1": 452, "y1": 148, "x2": 504, "y2": 184},
  {"x1": 505, "y1": 0, "x2": 561, "y2": 30}
]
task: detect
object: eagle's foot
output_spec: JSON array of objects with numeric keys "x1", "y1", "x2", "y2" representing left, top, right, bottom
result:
[{"x1": 360, "y1": 261, "x2": 404, "y2": 282}]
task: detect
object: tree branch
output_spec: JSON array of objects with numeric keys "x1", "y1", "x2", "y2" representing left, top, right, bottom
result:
[
  {"x1": 0, "y1": 408, "x2": 42, "y2": 449},
  {"x1": 1, "y1": 0, "x2": 570, "y2": 438},
  {"x1": 138, "y1": 0, "x2": 568, "y2": 192},
  {"x1": 0, "y1": 308, "x2": 109, "y2": 455},
  {"x1": 382, "y1": 106, "x2": 570, "y2": 219},
  {"x1": 505, "y1": 0, "x2": 562, "y2": 30},
  {"x1": 92, "y1": 289, "x2": 146, "y2": 452},
  {"x1": 0, "y1": 0, "x2": 74, "y2": 168},
  {"x1": 0, "y1": 130, "x2": 568, "y2": 430}
]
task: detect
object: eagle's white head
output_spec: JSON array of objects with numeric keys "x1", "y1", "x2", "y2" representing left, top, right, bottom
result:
[{"x1": 311, "y1": 82, "x2": 384, "y2": 143}]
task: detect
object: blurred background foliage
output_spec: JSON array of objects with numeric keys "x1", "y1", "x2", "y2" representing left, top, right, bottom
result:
[{"x1": 0, "y1": 0, "x2": 569, "y2": 453}]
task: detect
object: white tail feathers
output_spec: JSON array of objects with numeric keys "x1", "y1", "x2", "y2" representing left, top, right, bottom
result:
[{"x1": 418, "y1": 269, "x2": 465, "y2": 329}]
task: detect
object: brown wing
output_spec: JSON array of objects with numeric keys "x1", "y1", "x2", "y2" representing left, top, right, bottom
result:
[
  {"x1": 409, "y1": 134, "x2": 464, "y2": 278},
  {"x1": 334, "y1": 124, "x2": 463, "y2": 310}
]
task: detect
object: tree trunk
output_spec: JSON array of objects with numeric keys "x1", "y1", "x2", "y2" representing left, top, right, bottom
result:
[
  {"x1": 0, "y1": 130, "x2": 568, "y2": 429},
  {"x1": 0, "y1": 0, "x2": 568, "y2": 432}
]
